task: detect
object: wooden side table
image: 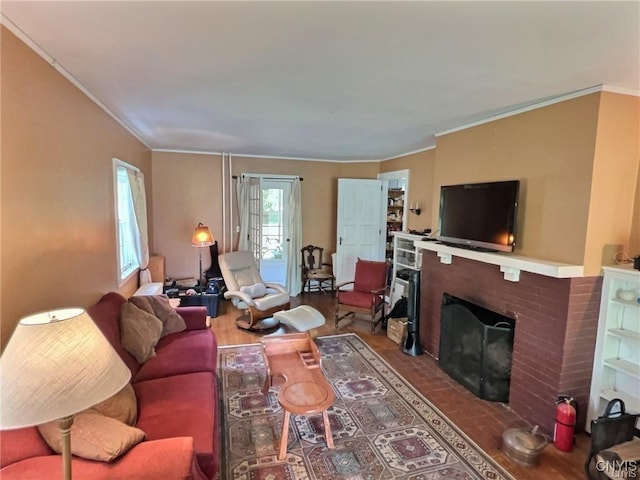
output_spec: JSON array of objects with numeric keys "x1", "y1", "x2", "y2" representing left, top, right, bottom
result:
[{"x1": 260, "y1": 333, "x2": 335, "y2": 460}]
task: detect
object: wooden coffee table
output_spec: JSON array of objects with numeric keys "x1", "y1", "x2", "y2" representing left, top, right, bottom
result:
[{"x1": 260, "y1": 333, "x2": 335, "y2": 460}]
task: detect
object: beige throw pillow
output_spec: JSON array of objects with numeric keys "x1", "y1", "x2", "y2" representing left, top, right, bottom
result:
[
  {"x1": 129, "y1": 294, "x2": 187, "y2": 336},
  {"x1": 120, "y1": 302, "x2": 163, "y2": 364},
  {"x1": 88, "y1": 383, "x2": 138, "y2": 426},
  {"x1": 38, "y1": 412, "x2": 145, "y2": 462}
]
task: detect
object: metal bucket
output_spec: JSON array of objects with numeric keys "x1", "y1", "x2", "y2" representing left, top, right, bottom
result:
[{"x1": 502, "y1": 425, "x2": 550, "y2": 467}]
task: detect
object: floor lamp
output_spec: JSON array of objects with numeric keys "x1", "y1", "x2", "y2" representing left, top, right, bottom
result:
[
  {"x1": 192, "y1": 222, "x2": 214, "y2": 286},
  {"x1": 0, "y1": 308, "x2": 131, "y2": 480}
]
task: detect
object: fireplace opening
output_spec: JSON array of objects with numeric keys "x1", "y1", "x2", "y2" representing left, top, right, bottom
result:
[{"x1": 439, "y1": 293, "x2": 515, "y2": 402}]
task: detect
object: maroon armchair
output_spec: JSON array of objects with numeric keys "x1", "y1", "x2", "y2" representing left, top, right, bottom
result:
[{"x1": 335, "y1": 258, "x2": 388, "y2": 334}]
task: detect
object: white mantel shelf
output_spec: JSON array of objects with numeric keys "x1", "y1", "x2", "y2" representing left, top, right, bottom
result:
[{"x1": 414, "y1": 240, "x2": 584, "y2": 282}]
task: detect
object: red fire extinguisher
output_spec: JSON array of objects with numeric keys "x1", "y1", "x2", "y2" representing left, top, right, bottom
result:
[{"x1": 554, "y1": 395, "x2": 577, "y2": 452}]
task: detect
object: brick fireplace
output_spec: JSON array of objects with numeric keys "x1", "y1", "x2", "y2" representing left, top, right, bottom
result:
[{"x1": 419, "y1": 249, "x2": 602, "y2": 434}]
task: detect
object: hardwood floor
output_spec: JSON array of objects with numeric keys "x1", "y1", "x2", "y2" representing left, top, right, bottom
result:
[{"x1": 211, "y1": 293, "x2": 590, "y2": 480}]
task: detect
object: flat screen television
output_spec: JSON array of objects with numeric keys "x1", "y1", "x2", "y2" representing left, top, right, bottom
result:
[{"x1": 437, "y1": 180, "x2": 520, "y2": 252}]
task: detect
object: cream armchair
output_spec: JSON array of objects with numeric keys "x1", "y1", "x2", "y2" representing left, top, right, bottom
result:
[{"x1": 219, "y1": 251, "x2": 290, "y2": 331}]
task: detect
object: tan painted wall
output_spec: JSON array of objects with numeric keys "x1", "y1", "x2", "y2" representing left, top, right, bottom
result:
[
  {"x1": 1, "y1": 27, "x2": 152, "y2": 348},
  {"x1": 380, "y1": 149, "x2": 436, "y2": 232},
  {"x1": 151, "y1": 152, "x2": 223, "y2": 280},
  {"x1": 585, "y1": 93, "x2": 640, "y2": 273},
  {"x1": 229, "y1": 157, "x2": 379, "y2": 258},
  {"x1": 433, "y1": 94, "x2": 602, "y2": 265},
  {"x1": 631, "y1": 165, "x2": 640, "y2": 256},
  {"x1": 150, "y1": 153, "x2": 381, "y2": 280}
]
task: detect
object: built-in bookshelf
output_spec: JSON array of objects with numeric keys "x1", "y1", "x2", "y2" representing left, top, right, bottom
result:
[{"x1": 587, "y1": 265, "x2": 640, "y2": 432}]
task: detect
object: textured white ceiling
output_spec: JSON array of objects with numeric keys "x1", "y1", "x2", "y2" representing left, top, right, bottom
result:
[{"x1": 2, "y1": 1, "x2": 639, "y2": 161}]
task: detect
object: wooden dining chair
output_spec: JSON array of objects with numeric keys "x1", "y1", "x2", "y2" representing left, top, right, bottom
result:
[{"x1": 300, "y1": 245, "x2": 335, "y2": 295}]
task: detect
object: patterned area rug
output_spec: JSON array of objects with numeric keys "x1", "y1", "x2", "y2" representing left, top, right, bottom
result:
[{"x1": 218, "y1": 333, "x2": 513, "y2": 480}]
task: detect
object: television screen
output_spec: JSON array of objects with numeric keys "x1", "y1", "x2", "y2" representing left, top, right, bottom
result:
[{"x1": 437, "y1": 180, "x2": 519, "y2": 252}]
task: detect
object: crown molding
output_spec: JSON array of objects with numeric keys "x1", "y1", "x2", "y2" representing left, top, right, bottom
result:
[
  {"x1": 234, "y1": 153, "x2": 381, "y2": 163},
  {"x1": 1, "y1": 14, "x2": 150, "y2": 150},
  {"x1": 601, "y1": 85, "x2": 640, "y2": 97},
  {"x1": 380, "y1": 145, "x2": 436, "y2": 162},
  {"x1": 435, "y1": 85, "x2": 639, "y2": 138},
  {"x1": 153, "y1": 149, "x2": 223, "y2": 157},
  {"x1": 153, "y1": 149, "x2": 381, "y2": 163}
]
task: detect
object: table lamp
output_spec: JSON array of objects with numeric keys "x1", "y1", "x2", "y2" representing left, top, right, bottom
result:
[
  {"x1": 192, "y1": 222, "x2": 214, "y2": 285},
  {"x1": 0, "y1": 308, "x2": 131, "y2": 480}
]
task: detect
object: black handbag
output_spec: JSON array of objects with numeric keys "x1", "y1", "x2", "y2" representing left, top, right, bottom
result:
[{"x1": 585, "y1": 398, "x2": 639, "y2": 479}]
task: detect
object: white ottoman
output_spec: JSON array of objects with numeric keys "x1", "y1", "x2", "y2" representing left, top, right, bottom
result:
[{"x1": 273, "y1": 305, "x2": 326, "y2": 333}]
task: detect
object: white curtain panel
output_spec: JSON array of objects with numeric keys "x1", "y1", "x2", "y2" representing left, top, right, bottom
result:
[
  {"x1": 126, "y1": 169, "x2": 151, "y2": 285},
  {"x1": 236, "y1": 176, "x2": 251, "y2": 252},
  {"x1": 287, "y1": 178, "x2": 302, "y2": 295}
]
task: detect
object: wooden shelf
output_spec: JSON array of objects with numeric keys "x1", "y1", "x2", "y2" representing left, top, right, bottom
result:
[{"x1": 385, "y1": 188, "x2": 405, "y2": 260}]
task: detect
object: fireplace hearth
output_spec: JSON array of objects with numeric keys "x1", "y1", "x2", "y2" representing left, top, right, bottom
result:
[
  {"x1": 420, "y1": 251, "x2": 601, "y2": 434},
  {"x1": 439, "y1": 293, "x2": 515, "y2": 402}
]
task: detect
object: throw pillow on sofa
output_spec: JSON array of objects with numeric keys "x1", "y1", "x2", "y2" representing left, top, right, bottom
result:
[
  {"x1": 88, "y1": 383, "x2": 138, "y2": 426},
  {"x1": 129, "y1": 294, "x2": 187, "y2": 336},
  {"x1": 120, "y1": 302, "x2": 163, "y2": 364},
  {"x1": 38, "y1": 412, "x2": 145, "y2": 462}
]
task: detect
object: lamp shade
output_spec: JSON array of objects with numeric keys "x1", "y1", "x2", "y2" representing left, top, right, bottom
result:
[
  {"x1": 192, "y1": 222, "x2": 214, "y2": 247},
  {"x1": 0, "y1": 308, "x2": 131, "y2": 429}
]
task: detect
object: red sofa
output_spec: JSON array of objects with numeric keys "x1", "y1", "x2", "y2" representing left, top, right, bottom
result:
[{"x1": 0, "y1": 292, "x2": 219, "y2": 480}]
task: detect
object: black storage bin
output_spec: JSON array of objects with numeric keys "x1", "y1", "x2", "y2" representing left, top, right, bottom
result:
[{"x1": 180, "y1": 293, "x2": 219, "y2": 318}]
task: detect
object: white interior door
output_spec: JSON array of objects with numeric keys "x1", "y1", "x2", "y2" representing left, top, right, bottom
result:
[{"x1": 336, "y1": 179, "x2": 387, "y2": 285}]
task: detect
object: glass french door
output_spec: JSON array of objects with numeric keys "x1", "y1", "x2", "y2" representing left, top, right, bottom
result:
[{"x1": 247, "y1": 179, "x2": 290, "y2": 285}]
